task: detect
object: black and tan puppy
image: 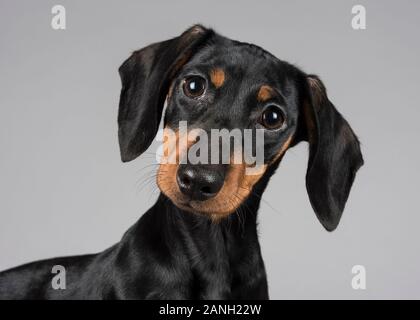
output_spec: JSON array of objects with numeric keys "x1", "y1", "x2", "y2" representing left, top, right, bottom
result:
[{"x1": 0, "y1": 25, "x2": 363, "y2": 299}]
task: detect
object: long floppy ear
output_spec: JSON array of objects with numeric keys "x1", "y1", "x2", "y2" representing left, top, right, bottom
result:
[
  {"x1": 302, "y1": 75, "x2": 364, "y2": 231},
  {"x1": 118, "y1": 25, "x2": 214, "y2": 162}
]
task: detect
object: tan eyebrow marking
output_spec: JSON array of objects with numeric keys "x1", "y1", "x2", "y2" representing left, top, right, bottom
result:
[
  {"x1": 257, "y1": 85, "x2": 274, "y2": 102},
  {"x1": 210, "y1": 68, "x2": 225, "y2": 88}
]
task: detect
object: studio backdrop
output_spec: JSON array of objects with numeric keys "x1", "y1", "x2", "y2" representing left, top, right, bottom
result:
[{"x1": 0, "y1": 0, "x2": 419, "y2": 299}]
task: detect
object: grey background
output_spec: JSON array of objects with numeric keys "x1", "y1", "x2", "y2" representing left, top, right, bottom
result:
[{"x1": 0, "y1": 0, "x2": 419, "y2": 299}]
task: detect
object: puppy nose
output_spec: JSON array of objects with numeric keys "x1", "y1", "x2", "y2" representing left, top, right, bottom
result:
[{"x1": 176, "y1": 165, "x2": 225, "y2": 201}]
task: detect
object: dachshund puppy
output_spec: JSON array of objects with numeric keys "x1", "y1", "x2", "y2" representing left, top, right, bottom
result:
[{"x1": 0, "y1": 25, "x2": 363, "y2": 299}]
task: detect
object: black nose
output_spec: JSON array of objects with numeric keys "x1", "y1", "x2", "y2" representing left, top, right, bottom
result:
[{"x1": 176, "y1": 164, "x2": 225, "y2": 201}]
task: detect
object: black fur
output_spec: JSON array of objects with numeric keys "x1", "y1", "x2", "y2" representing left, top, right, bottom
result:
[{"x1": 0, "y1": 25, "x2": 363, "y2": 299}]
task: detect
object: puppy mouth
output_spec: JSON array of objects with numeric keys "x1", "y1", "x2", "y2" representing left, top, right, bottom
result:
[
  {"x1": 172, "y1": 197, "x2": 223, "y2": 214},
  {"x1": 175, "y1": 199, "x2": 194, "y2": 210},
  {"x1": 165, "y1": 192, "x2": 238, "y2": 218}
]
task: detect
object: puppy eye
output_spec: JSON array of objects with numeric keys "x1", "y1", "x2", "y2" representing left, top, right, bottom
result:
[
  {"x1": 182, "y1": 76, "x2": 206, "y2": 98},
  {"x1": 260, "y1": 105, "x2": 286, "y2": 130}
]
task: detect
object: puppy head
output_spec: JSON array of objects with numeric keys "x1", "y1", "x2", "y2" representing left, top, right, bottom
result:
[{"x1": 118, "y1": 25, "x2": 363, "y2": 230}]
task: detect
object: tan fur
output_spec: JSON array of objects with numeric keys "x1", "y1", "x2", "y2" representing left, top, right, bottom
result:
[
  {"x1": 257, "y1": 85, "x2": 274, "y2": 102},
  {"x1": 210, "y1": 68, "x2": 225, "y2": 88}
]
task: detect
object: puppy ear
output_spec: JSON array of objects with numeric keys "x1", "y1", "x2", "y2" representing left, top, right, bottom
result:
[
  {"x1": 118, "y1": 25, "x2": 214, "y2": 162},
  {"x1": 302, "y1": 75, "x2": 364, "y2": 231}
]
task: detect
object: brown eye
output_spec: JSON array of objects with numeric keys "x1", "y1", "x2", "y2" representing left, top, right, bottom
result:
[
  {"x1": 260, "y1": 105, "x2": 285, "y2": 129},
  {"x1": 183, "y1": 76, "x2": 206, "y2": 98}
]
